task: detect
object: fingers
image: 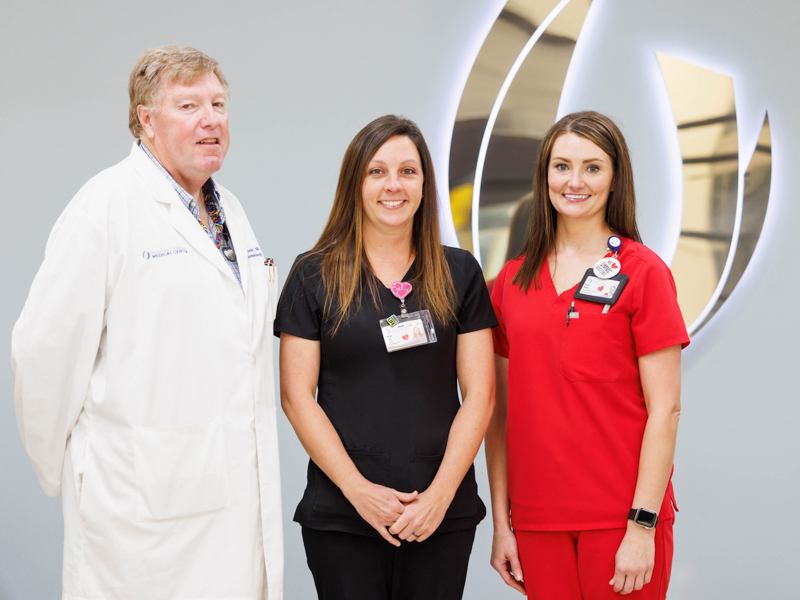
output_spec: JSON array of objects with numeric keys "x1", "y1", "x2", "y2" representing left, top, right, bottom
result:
[
  {"x1": 388, "y1": 512, "x2": 410, "y2": 536},
  {"x1": 509, "y1": 555, "x2": 524, "y2": 586},
  {"x1": 491, "y1": 557, "x2": 526, "y2": 594},
  {"x1": 393, "y1": 490, "x2": 418, "y2": 504},
  {"x1": 376, "y1": 524, "x2": 401, "y2": 547},
  {"x1": 612, "y1": 570, "x2": 625, "y2": 593},
  {"x1": 633, "y1": 573, "x2": 645, "y2": 592},
  {"x1": 622, "y1": 572, "x2": 636, "y2": 594}
]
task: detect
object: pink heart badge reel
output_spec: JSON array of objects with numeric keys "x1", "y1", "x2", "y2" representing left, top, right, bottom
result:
[{"x1": 391, "y1": 281, "x2": 413, "y2": 314}]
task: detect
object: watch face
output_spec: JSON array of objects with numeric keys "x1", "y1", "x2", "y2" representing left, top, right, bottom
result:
[{"x1": 636, "y1": 509, "x2": 658, "y2": 528}]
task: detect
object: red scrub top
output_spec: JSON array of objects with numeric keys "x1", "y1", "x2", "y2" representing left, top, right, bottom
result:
[{"x1": 491, "y1": 239, "x2": 690, "y2": 531}]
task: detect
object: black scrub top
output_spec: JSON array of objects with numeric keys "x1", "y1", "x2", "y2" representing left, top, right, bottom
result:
[{"x1": 274, "y1": 246, "x2": 498, "y2": 537}]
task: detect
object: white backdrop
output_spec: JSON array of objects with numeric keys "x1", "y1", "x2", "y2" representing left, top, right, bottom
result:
[{"x1": 1, "y1": 1, "x2": 798, "y2": 598}]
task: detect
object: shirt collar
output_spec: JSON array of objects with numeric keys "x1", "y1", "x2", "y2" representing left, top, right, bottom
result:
[{"x1": 138, "y1": 141, "x2": 219, "y2": 214}]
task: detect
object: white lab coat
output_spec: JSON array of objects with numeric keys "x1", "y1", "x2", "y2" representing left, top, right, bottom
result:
[{"x1": 11, "y1": 142, "x2": 283, "y2": 600}]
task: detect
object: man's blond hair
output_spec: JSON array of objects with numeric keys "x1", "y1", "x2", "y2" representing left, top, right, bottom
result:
[{"x1": 128, "y1": 46, "x2": 229, "y2": 138}]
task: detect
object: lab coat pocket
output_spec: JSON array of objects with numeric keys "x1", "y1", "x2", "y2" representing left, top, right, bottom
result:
[
  {"x1": 559, "y1": 313, "x2": 627, "y2": 382},
  {"x1": 133, "y1": 417, "x2": 230, "y2": 521}
]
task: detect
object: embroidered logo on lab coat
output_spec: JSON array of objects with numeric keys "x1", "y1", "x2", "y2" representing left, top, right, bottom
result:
[{"x1": 142, "y1": 246, "x2": 188, "y2": 260}]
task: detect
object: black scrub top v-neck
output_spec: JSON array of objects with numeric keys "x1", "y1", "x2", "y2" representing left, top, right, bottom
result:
[{"x1": 274, "y1": 246, "x2": 498, "y2": 537}]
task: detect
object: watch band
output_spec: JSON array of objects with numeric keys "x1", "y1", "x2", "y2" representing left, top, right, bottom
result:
[{"x1": 628, "y1": 508, "x2": 658, "y2": 529}]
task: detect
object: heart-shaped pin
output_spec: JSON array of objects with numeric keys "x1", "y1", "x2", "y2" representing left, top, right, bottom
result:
[
  {"x1": 597, "y1": 285, "x2": 604, "y2": 291},
  {"x1": 391, "y1": 281, "x2": 413, "y2": 300},
  {"x1": 402, "y1": 334, "x2": 409, "y2": 340}
]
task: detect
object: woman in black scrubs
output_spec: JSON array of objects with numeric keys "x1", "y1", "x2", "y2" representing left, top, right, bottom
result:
[{"x1": 275, "y1": 115, "x2": 497, "y2": 600}]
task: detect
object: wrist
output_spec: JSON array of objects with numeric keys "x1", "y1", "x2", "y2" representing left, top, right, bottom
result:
[
  {"x1": 424, "y1": 479, "x2": 456, "y2": 505},
  {"x1": 339, "y1": 469, "x2": 366, "y2": 499},
  {"x1": 626, "y1": 519, "x2": 656, "y2": 537}
]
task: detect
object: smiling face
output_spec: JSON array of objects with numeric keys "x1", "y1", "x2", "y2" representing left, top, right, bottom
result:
[
  {"x1": 361, "y1": 135, "x2": 424, "y2": 236},
  {"x1": 138, "y1": 72, "x2": 230, "y2": 194},
  {"x1": 547, "y1": 132, "x2": 615, "y2": 223}
]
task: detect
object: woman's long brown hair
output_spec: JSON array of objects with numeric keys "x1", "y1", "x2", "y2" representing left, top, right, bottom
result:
[
  {"x1": 304, "y1": 115, "x2": 456, "y2": 334},
  {"x1": 512, "y1": 111, "x2": 642, "y2": 293}
]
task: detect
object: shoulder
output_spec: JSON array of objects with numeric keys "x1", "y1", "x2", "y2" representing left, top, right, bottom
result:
[
  {"x1": 623, "y1": 239, "x2": 673, "y2": 277},
  {"x1": 286, "y1": 250, "x2": 325, "y2": 284},
  {"x1": 53, "y1": 154, "x2": 141, "y2": 233},
  {"x1": 495, "y1": 256, "x2": 525, "y2": 287},
  {"x1": 442, "y1": 245, "x2": 472, "y2": 268}
]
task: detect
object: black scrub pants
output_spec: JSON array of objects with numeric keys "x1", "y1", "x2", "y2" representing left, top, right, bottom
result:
[{"x1": 302, "y1": 526, "x2": 476, "y2": 600}]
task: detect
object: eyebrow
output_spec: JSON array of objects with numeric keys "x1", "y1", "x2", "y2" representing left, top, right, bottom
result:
[
  {"x1": 369, "y1": 159, "x2": 421, "y2": 166},
  {"x1": 551, "y1": 156, "x2": 607, "y2": 163}
]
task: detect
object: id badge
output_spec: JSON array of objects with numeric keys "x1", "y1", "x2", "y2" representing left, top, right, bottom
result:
[
  {"x1": 379, "y1": 309, "x2": 437, "y2": 352},
  {"x1": 574, "y1": 269, "x2": 629, "y2": 305}
]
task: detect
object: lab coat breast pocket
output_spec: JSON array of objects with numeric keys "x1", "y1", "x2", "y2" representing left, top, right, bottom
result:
[
  {"x1": 559, "y1": 313, "x2": 628, "y2": 382},
  {"x1": 133, "y1": 417, "x2": 230, "y2": 521}
]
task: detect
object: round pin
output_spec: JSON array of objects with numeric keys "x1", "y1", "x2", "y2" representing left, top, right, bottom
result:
[
  {"x1": 593, "y1": 256, "x2": 621, "y2": 279},
  {"x1": 607, "y1": 236, "x2": 622, "y2": 254}
]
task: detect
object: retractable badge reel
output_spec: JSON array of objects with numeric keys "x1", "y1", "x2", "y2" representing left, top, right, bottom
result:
[
  {"x1": 574, "y1": 236, "x2": 629, "y2": 314},
  {"x1": 379, "y1": 281, "x2": 437, "y2": 352}
]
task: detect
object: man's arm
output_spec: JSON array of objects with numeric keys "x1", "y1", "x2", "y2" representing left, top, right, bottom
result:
[{"x1": 11, "y1": 198, "x2": 108, "y2": 496}]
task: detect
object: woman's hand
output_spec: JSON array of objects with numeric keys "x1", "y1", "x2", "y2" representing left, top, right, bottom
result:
[
  {"x1": 490, "y1": 525, "x2": 526, "y2": 595},
  {"x1": 610, "y1": 524, "x2": 655, "y2": 594},
  {"x1": 387, "y1": 488, "x2": 450, "y2": 543},
  {"x1": 341, "y1": 472, "x2": 417, "y2": 547}
]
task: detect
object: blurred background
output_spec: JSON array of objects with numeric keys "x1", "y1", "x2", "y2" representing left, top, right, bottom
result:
[{"x1": 1, "y1": 1, "x2": 797, "y2": 598}]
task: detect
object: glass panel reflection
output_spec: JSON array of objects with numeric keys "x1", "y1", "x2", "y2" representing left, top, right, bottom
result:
[
  {"x1": 449, "y1": 0, "x2": 593, "y2": 281},
  {"x1": 657, "y1": 53, "x2": 739, "y2": 333},
  {"x1": 695, "y1": 114, "x2": 771, "y2": 331}
]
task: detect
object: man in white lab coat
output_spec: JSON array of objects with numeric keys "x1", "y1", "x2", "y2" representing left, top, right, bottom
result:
[{"x1": 11, "y1": 46, "x2": 283, "y2": 600}]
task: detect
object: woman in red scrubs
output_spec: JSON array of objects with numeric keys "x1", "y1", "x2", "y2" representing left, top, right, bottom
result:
[{"x1": 486, "y1": 111, "x2": 689, "y2": 599}]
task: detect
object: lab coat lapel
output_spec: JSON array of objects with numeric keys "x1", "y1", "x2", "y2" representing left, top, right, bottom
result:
[
  {"x1": 223, "y1": 204, "x2": 250, "y2": 297},
  {"x1": 167, "y1": 201, "x2": 240, "y2": 287},
  {"x1": 129, "y1": 142, "x2": 240, "y2": 287}
]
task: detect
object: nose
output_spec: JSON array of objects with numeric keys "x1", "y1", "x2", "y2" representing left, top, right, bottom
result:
[
  {"x1": 384, "y1": 172, "x2": 402, "y2": 192},
  {"x1": 568, "y1": 169, "x2": 585, "y2": 189},
  {"x1": 199, "y1": 103, "x2": 221, "y2": 128}
]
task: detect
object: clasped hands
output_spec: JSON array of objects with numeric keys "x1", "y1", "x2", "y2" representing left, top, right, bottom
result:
[{"x1": 341, "y1": 472, "x2": 450, "y2": 547}]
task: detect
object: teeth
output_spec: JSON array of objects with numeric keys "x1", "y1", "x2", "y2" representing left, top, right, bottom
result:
[
  {"x1": 198, "y1": 139, "x2": 217, "y2": 144},
  {"x1": 380, "y1": 200, "x2": 404, "y2": 207},
  {"x1": 564, "y1": 194, "x2": 589, "y2": 199}
]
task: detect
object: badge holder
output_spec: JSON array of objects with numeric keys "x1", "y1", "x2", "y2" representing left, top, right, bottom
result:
[
  {"x1": 574, "y1": 269, "x2": 629, "y2": 306},
  {"x1": 379, "y1": 281, "x2": 437, "y2": 353}
]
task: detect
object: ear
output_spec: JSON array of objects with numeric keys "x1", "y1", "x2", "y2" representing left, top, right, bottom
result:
[{"x1": 137, "y1": 105, "x2": 156, "y2": 141}]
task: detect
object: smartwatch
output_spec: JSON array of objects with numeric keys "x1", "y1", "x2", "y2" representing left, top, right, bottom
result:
[{"x1": 628, "y1": 508, "x2": 658, "y2": 529}]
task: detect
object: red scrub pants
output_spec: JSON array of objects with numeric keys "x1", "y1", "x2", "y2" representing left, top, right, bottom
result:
[{"x1": 515, "y1": 518, "x2": 673, "y2": 600}]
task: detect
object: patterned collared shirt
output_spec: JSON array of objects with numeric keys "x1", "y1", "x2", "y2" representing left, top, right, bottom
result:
[{"x1": 139, "y1": 142, "x2": 242, "y2": 288}]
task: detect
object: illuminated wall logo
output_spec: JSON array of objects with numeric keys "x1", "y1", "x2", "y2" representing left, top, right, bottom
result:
[{"x1": 447, "y1": 0, "x2": 772, "y2": 335}]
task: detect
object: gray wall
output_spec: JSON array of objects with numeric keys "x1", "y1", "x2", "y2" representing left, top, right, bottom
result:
[{"x1": 1, "y1": 1, "x2": 797, "y2": 598}]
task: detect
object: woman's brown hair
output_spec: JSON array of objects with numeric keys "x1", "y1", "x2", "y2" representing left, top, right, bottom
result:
[
  {"x1": 306, "y1": 115, "x2": 456, "y2": 333},
  {"x1": 512, "y1": 110, "x2": 642, "y2": 293}
]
